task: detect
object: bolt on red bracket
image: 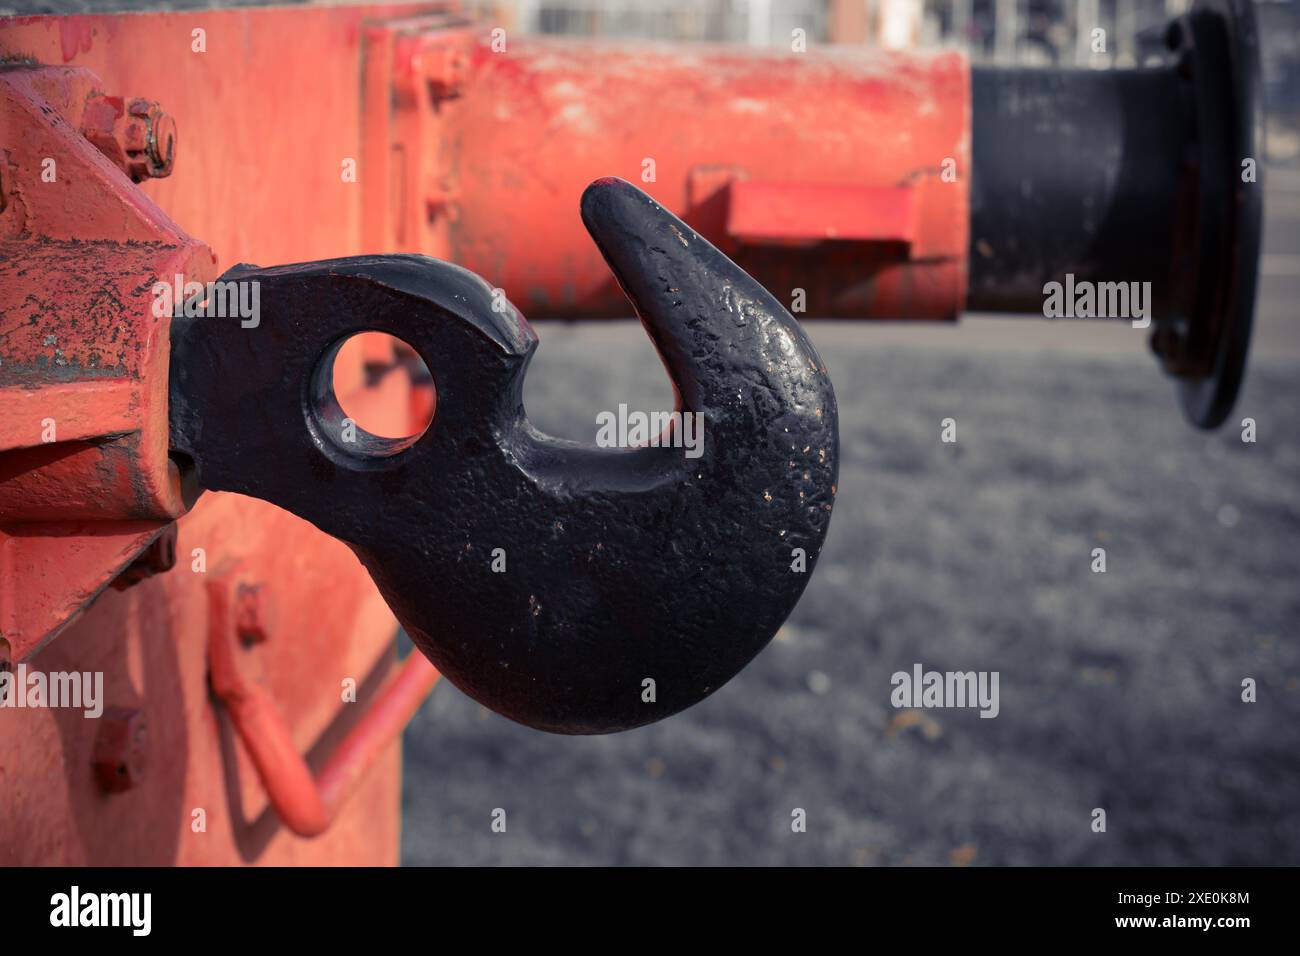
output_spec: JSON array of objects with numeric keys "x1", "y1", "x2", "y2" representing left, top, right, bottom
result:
[{"x1": 80, "y1": 93, "x2": 177, "y2": 183}]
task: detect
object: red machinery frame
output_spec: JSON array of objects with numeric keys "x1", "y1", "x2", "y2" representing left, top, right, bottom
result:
[{"x1": 0, "y1": 3, "x2": 970, "y2": 864}]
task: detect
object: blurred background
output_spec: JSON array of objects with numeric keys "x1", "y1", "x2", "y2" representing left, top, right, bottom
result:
[
  {"x1": 7, "y1": 0, "x2": 1297, "y2": 865},
  {"x1": 400, "y1": 0, "x2": 1300, "y2": 866}
]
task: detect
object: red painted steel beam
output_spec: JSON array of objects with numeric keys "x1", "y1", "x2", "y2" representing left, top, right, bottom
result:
[
  {"x1": 445, "y1": 38, "x2": 969, "y2": 319},
  {"x1": 0, "y1": 8, "x2": 971, "y2": 323}
]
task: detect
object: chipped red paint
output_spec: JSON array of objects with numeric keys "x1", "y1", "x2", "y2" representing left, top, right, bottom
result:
[
  {"x1": 0, "y1": 12, "x2": 437, "y2": 864},
  {"x1": 0, "y1": 66, "x2": 213, "y2": 660}
]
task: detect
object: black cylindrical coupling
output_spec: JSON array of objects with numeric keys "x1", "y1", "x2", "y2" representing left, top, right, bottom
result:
[{"x1": 967, "y1": 64, "x2": 1195, "y2": 317}]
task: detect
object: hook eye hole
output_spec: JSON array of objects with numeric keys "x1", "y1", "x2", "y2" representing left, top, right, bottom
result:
[{"x1": 307, "y1": 332, "x2": 436, "y2": 462}]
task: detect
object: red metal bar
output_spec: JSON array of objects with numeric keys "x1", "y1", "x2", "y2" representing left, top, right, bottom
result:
[
  {"x1": 208, "y1": 567, "x2": 440, "y2": 839},
  {"x1": 725, "y1": 181, "x2": 916, "y2": 245},
  {"x1": 315, "y1": 653, "x2": 440, "y2": 818},
  {"x1": 445, "y1": 37, "x2": 969, "y2": 319}
]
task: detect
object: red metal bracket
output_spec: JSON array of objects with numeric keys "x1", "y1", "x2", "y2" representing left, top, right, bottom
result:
[
  {"x1": 0, "y1": 66, "x2": 215, "y2": 660},
  {"x1": 361, "y1": 10, "x2": 478, "y2": 257},
  {"x1": 725, "y1": 179, "x2": 916, "y2": 246}
]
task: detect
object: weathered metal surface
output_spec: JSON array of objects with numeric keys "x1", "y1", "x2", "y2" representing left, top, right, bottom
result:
[
  {"x1": 0, "y1": 6, "x2": 433, "y2": 268},
  {"x1": 361, "y1": 10, "x2": 477, "y2": 258},
  {"x1": 445, "y1": 37, "x2": 970, "y2": 319},
  {"x1": 1, "y1": 0, "x2": 1261, "y2": 871},
  {"x1": 0, "y1": 44, "x2": 421, "y2": 864},
  {"x1": 0, "y1": 8, "x2": 971, "y2": 321},
  {"x1": 169, "y1": 178, "x2": 839, "y2": 734},
  {"x1": 0, "y1": 491, "x2": 406, "y2": 865},
  {"x1": 0, "y1": 66, "x2": 213, "y2": 660}
]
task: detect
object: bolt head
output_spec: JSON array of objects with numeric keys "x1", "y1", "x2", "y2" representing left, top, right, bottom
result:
[
  {"x1": 235, "y1": 582, "x2": 271, "y2": 645},
  {"x1": 93, "y1": 708, "x2": 147, "y2": 794},
  {"x1": 81, "y1": 95, "x2": 176, "y2": 182}
]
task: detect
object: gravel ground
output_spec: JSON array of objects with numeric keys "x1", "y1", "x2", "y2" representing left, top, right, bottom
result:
[{"x1": 401, "y1": 330, "x2": 1300, "y2": 866}]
